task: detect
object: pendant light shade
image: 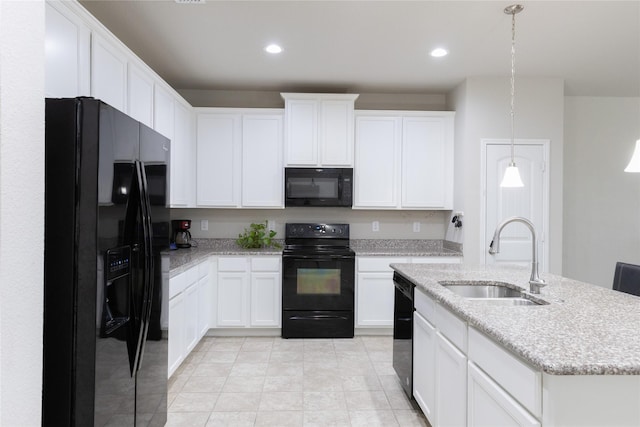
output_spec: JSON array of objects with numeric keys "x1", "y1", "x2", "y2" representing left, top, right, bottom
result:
[
  {"x1": 500, "y1": 4, "x2": 525, "y2": 188},
  {"x1": 625, "y1": 140, "x2": 640, "y2": 173},
  {"x1": 501, "y1": 162, "x2": 525, "y2": 187}
]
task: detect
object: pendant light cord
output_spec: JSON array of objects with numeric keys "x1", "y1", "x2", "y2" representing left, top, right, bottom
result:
[{"x1": 510, "y1": 8, "x2": 517, "y2": 165}]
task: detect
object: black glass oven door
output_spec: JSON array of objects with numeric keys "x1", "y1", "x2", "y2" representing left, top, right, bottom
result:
[{"x1": 282, "y1": 256, "x2": 354, "y2": 311}]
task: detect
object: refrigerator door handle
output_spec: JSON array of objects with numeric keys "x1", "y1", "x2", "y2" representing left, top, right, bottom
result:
[{"x1": 134, "y1": 160, "x2": 155, "y2": 372}]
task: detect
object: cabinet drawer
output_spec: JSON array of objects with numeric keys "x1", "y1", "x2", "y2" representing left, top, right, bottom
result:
[
  {"x1": 251, "y1": 257, "x2": 280, "y2": 272},
  {"x1": 468, "y1": 327, "x2": 541, "y2": 418},
  {"x1": 435, "y1": 303, "x2": 467, "y2": 353},
  {"x1": 198, "y1": 259, "x2": 210, "y2": 278},
  {"x1": 169, "y1": 271, "x2": 186, "y2": 299},
  {"x1": 415, "y1": 288, "x2": 436, "y2": 325},
  {"x1": 218, "y1": 257, "x2": 248, "y2": 272},
  {"x1": 359, "y1": 257, "x2": 409, "y2": 272},
  {"x1": 185, "y1": 263, "x2": 199, "y2": 284}
]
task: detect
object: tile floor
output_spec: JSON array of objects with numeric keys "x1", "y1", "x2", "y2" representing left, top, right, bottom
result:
[{"x1": 167, "y1": 335, "x2": 430, "y2": 426}]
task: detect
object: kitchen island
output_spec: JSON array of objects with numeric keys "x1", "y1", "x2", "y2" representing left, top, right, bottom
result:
[{"x1": 392, "y1": 262, "x2": 640, "y2": 427}]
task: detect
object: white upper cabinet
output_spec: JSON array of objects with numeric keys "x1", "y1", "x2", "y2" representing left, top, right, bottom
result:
[
  {"x1": 196, "y1": 108, "x2": 284, "y2": 209},
  {"x1": 282, "y1": 93, "x2": 359, "y2": 167},
  {"x1": 91, "y1": 33, "x2": 127, "y2": 112},
  {"x1": 126, "y1": 62, "x2": 154, "y2": 127},
  {"x1": 45, "y1": 1, "x2": 90, "y2": 98},
  {"x1": 242, "y1": 112, "x2": 284, "y2": 208},
  {"x1": 196, "y1": 112, "x2": 242, "y2": 207},
  {"x1": 172, "y1": 100, "x2": 196, "y2": 207},
  {"x1": 354, "y1": 111, "x2": 454, "y2": 210}
]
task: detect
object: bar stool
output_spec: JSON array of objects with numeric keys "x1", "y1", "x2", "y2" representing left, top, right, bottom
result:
[{"x1": 612, "y1": 262, "x2": 640, "y2": 297}]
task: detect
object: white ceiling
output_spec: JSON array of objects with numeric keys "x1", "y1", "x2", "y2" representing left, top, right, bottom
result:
[{"x1": 79, "y1": 0, "x2": 640, "y2": 97}]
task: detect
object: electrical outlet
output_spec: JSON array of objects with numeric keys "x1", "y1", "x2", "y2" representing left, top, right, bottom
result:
[
  {"x1": 372, "y1": 221, "x2": 380, "y2": 232},
  {"x1": 200, "y1": 219, "x2": 208, "y2": 231},
  {"x1": 413, "y1": 221, "x2": 420, "y2": 232},
  {"x1": 267, "y1": 220, "x2": 275, "y2": 231}
]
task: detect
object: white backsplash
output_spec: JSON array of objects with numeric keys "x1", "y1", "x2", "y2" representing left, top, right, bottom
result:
[{"x1": 171, "y1": 208, "x2": 449, "y2": 240}]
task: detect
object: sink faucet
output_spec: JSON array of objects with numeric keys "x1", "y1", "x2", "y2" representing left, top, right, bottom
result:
[{"x1": 488, "y1": 216, "x2": 546, "y2": 294}]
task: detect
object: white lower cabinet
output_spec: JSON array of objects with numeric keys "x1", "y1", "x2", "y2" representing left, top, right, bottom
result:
[
  {"x1": 215, "y1": 256, "x2": 281, "y2": 329},
  {"x1": 168, "y1": 257, "x2": 213, "y2": 377},
  {"x1": 468, "y1": 362, "x2": 540, "y2": 427},
  {"x1": 436, "y1": 332, "x2": 467, "y2": 427},
  {"x1": 356, "y1": 256, "x2": 459, "y2": 328},
  {"x1": 413, "y1": 311, "x2": 436, "y2": 422}
]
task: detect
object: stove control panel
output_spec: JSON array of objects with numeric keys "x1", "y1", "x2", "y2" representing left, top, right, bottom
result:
[{"x1": 285, "y1": 223, "x2": 349, "y2": 239}]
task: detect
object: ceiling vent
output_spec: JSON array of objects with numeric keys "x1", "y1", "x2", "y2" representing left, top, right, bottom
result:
[{"x1": 174, "y1": 0, "x2": 206, "y2": 4}]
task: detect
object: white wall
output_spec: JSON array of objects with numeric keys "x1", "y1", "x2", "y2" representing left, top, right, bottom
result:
[
  {"x1": 447, "y1": 77, "x2": 564, "y2": 273},
  {"x1": 171, "y1": 208, "x2": 449, "y2": 240},
  {"x1": 563, "y1": 96, "x2": 640, "y2": 288},
  {"x1": 0, "y1": 0, "x2": 45, "y2": 425}
]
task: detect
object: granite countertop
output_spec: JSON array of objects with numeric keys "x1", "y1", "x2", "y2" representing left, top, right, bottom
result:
[
  {"x1": 350, "y1": 239, "x2": 462, "y2": 257},
  {"x1": 391, "y1": 263, "x2": 640, "y2": 375},
  {"x1": 170, "y1": 238, "x2": 463, "y2": 275}
]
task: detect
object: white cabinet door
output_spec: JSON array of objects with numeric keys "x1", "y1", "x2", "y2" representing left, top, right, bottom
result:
[
  {"x1": 91, "y1": 33, "x2": 127, "y2": 112},
  {"x1": 217, "y1": 272, "x2": 249, "y2": 327},
  {"x1": 250, "y1": 272, "x2": 281, "y2": 327},
  {"x1": 354, "y1": 116, "x2": 401, "y2": 208},
  {"x1": 183, "y1": 282, "x2": 199, "y2": 353},
  {"x1": 242, "y1": 113, "x2": 284, "y2": 207},
  {"x1": 413, "y1": 311, "x2": 437, "y2": 424},
  {"x1": 402, "y1": 116, "x2": 451, "y2": 208},
  {"x1": 171, "y1": 101, "x2": 195, "y2": 207},
  {"x1": 320, "y1": 100, "x2": 355, "y2": 166},
  {"x1": 436, "y1": 332, "x2": 467, "y2": 427},
  {"x1": 196, "y1": 113, "x2": 241, "y2": 207},
  {"x1": 126, "y1": 62, "x2": 153, "y2": 127},
  {"x1": 168, "y1": 293, "x2": 185, "y2": 377},
  {"x1": 284, "y1": 99, "x2": 318, "y2": 165},
  {"x1": 356, "y1": 273, "x2": 394, "y2": 326},
  {"x1": 468, "y1": 363, "x2": 540, "y2": 427},
  {"x1": 45, "y1": 2, "x2": 90, "y2": 98},
  {"x1": 197, "y1": 275, "x2": 211, "y2": 339}
]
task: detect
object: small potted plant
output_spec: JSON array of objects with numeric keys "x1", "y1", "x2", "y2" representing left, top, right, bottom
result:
[{"x1": 236, "y1": 221, "x2": 281, "y2": 249}]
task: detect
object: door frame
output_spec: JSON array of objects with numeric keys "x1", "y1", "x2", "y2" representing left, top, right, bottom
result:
[{"x1": 480, "y1": 138, "x2": 551, "y2": 271}]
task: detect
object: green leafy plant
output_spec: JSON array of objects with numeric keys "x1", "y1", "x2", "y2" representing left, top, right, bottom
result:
[{"x1": 236, "y1": 221, "x2": 281, "y2": 249}]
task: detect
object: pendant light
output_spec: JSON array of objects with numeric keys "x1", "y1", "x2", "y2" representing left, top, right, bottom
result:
[{"x1": 500, "y1": 4, "x2": 525, "y2": 188}]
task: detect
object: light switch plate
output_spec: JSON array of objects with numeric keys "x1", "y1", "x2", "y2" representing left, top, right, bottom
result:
[
  {"x1": 372, "y1": 221, "x2": 380, "y2": 232},
  {"x1": 200, "y1": 219, "x2": 208, "y2": 231},
  {"x1": 413, "y1": 222, "x2": 420, "y2": 232}
]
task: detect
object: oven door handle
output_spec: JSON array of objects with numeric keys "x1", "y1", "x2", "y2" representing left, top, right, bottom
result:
[
  {"x1": 282, "y1": 254, "x2": 354, "y2": 261},
  {"x1": 289, "y1": 314, "x2": 351, "y2": 321}
]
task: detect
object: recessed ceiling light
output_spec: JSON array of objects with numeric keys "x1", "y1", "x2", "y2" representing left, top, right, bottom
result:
[
  {"x1": 430, "y1": 48, "x2": 448, "y2": 58},
  {"x1": 265, "y1": 44, "x2": 283, "y2": 54}
]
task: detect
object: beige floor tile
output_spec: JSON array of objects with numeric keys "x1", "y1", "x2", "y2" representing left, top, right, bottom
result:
[
  {"x1": 168, "y1": 373, "x2": 189, "y2": 394},
  {"x1": 214, "y1": 392, "x2": 262, "y2": 411},
  {"x1": 201, "y1": 351, "x2": 238, "y2": 363},
  {"x1": 333, "y1": 338, "x2": 366, "y2": 352},
  {"x1": 393, "y1": 409, "x2": 430, "y2": 426},
  {"x1": 255, "y1": 410, "x2": 304, "y2": 426},
  {"x1": 378, "y1": 374, "x2": 404, "y2": 391},
  {"x1": 345, "y1": 390, "x2": 391, "y2": 410},
  {"x1": 264, "y1": 376, "x2": 304, "y2": 392},
  {"x1": 205, "y1": 411, "x2": 256, "y2": 426},
  {"x1": 272, "y1": 339, "x2": 304, "y2": 352},
  {"x1": 192, "y1": 338, "x2": 215, "y2": 352},
  {"x1": 192, "y1": 363, "x2": 234, "y2": 377},
  {"x1": 302, "y1": 410, "x2": 351, "y2": 427},
  {"x1": 165, "y1": 411, "x2": 211, "y2": 427},
  {"x1": 372, "y1": 361, "x2": 397, "y2": 376},
  {"x1": 270, "y1": 350, "x2": 303, "y2": 363},
  {"x1": 368, "y1": 350, "x2": 393, "y2": 362},
  {"x1": 303, "y1": 360, "x2": 339, "y2": 376},
  {"x1": 341, "y1": 375, "x2": 382, "y2": 392},
  {"x1": 267, "y1": 361, "x2": 304, "y2": 376},
  {"x1": 303, "y1": 374, "x2": 343, "y2": 392},
  {"x1": 241, "y1": 340, "x2": 274, "y2": 352},
  {"x1": 349, "y1": 409, "x2": 399, "y2": 427},
  {"x1": 303, "y1": 339, "x2": 336, "y2": 352},
  {"x1": 168, "y1": 392, "x2": 219, "y2": 412},
  {"x1": 229, "y1": 362, "x2": 269, "y2": 377},
  {"x1": 182, "y1": 376, "x2": 226, "y2": 393},
  {"x1": 236, "y1": 351, "x2": 271, "y2": 363},
  {"x1": 259, "y1": 391, "x2": 304, "y2": 411},
  {"x1": 338, "y1": 359, "x2": 376, "y2": 376},
  {"x1": 209, "y1": 341, "x2": 244, "y2": 352},
  {"x1": 385, "y1": 388, "x2": 416, "y2": 410},
  {"x1": 222, "y1": 375, "x2": 265, "y2": 393},
  {"x1": 303, "y1": 391, "x2": 347, "y2": 411}
]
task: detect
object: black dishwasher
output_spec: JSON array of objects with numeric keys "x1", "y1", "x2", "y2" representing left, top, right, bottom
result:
[{"x1": 392, "y1": 271, "x2": 414, "y2": 398}]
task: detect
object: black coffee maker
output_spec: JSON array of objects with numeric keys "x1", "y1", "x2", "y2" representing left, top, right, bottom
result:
[{"x1": 172, "y1": 219, "x2": 192, "y2": 248}]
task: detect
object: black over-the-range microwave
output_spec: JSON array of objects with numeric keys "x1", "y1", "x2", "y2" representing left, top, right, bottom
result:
[{"x1": 284, "y1": 168, "x2": 353, "y2": 207}]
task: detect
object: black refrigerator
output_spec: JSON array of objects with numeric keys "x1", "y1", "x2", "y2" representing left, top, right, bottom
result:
[{"x1": 43, "y1": 98, "x2": 170, "y2": 426}]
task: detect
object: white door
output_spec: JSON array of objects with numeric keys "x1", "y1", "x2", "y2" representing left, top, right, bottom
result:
[{"x1": 483, "y1": 140, "x2": 548, "y2": 271}]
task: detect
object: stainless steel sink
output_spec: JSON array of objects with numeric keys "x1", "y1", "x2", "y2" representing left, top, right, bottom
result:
[{"x1": 439, "y1": 281, "x2": 548, "y2": 306}]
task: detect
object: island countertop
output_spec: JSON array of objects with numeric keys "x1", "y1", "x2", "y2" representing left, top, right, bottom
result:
[{"x1": 390, "y1": 263, "x2": 640, "y2": 375}]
